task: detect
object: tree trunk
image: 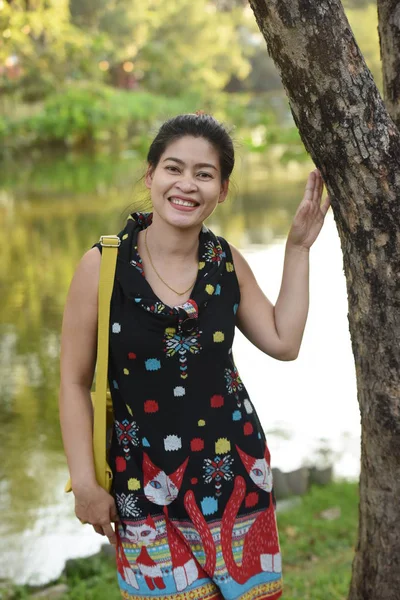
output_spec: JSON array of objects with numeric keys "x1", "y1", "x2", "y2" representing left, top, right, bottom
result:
[
  {"x1": 377, "y1": 0, "x2": 400, "y2": 128},
  {"x1": 247, "y1": 1, "x2": 400, "y2": 598}
]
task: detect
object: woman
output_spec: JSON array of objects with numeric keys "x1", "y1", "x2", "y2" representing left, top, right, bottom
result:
[{"x1": 59, "y1": 113, "x2": 330, "y2": 600}]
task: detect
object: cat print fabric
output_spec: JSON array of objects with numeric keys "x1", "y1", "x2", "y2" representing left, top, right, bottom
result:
[{"x1": 94, "y1": 213, "x2": 283, "y2": 600}]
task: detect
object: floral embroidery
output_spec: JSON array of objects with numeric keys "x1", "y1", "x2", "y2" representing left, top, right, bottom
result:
[
  {"x1": 116, "y1": 493, "x2": 141, "y2": 517},
  {"x1": 224, "y1": 366, "x2": 243, "y2": 395},
  {"x1": 203, "y1": 454, "x2": 234, "y2": 496},
  {"x1": 115, "y1": 419, "x2": 139, "y2": 460},
  {"x1": 163, "y1": 328, "x2": 202, "y2": 380},
  {"x1": 202, "y1": 240, "x2": 223, "y2": 264}
]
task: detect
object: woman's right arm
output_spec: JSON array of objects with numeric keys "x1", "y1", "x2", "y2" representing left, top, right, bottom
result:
[{"x1": 59, "y1": 247, "x2": 118, "y2": 545}]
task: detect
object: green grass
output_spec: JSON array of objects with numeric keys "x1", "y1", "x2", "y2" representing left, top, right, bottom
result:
[
  {"x1": 10, "y1": 480, "x2": 358, "y2": 599},
  {"x1": 278, "y1": 480, "x2": 358, "y2": 599}
]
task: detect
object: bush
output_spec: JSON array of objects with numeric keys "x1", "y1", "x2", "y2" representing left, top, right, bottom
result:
[
  {"x1": 0, "y1": 83, "x2": 200, "y2": 154},
  {"x1": 0, "y1": 84, "x2": 307, "y2": 165}
]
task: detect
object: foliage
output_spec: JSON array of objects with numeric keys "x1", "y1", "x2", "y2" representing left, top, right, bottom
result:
[
  {"x1": 136, "y1": 1, "x2": 250, "y2": 95},
  {"x1": 0, "y1": 83, "x2": 295, "y2": 156},
  {"x1": 1, "y1": 0, "x2": 250, "y2": 101},
  {"x1": 0, "y1": 83, "x2": 200, "y2": 153},
  {"x1": 0, "y1": 0, "x2": 383, "y2": 159},
  {"x1": 0, "y1": 0, "x2": 95, "y2": 102}
]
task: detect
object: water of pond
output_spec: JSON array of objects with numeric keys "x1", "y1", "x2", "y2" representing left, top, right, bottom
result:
[{"x1": 0, "y1": 150, "x2": 361, "y2": 585}]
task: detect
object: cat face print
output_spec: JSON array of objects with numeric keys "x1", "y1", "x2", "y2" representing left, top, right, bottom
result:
[
  {"x1": 125, "y1": 516, "x2": 157, "y2": 546},
  {"x1": 236, "y1": 444, "x2": 273, "y2": 492},
  {"x1": 144, "y1": 470, "x2": 179, "y2": 505},
  {"x1": 142, "y1": 453, "x2": 189, "y2": 506},
  {"x1": 248, "y1": 457, "x2": 273, "y2": 492}
]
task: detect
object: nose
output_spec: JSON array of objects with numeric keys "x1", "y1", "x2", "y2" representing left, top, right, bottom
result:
[{"x1": 176, "y1": 175, "x2": 198, "y2": 193}]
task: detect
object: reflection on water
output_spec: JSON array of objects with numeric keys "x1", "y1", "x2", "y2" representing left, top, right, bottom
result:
[{"x1": 0, "y1": 152, "x2": 360, "y2": 585}]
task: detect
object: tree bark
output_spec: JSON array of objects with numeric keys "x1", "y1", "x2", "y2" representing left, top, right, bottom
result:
[
  {"x1": 247, "y1": 1, "x2": 400, "y2": 598},
  {"x1": 377, "y1": 0, "x2": 400, "y2": 128}
]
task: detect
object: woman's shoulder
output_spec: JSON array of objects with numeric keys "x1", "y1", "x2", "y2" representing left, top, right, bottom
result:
[{"x1": 224, "y1": 242, "x2": 256, "y2": 289}]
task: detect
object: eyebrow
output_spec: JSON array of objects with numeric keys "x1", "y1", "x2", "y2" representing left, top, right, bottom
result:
[{"x1": 162, "y1": 157, "x2": 218, "y2": 171}]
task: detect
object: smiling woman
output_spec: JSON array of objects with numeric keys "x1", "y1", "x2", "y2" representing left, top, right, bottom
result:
[
  {"x1": 143, "y1": 136, "x2": 229, "y2": 243},
  {"x1": 59, "y1": 112, "x2": 329, "y2": 600}
]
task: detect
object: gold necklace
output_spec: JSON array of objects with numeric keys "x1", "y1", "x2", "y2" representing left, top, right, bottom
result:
[{"x1": 144, "y1": 228, "x2": 197, "y2": 296}]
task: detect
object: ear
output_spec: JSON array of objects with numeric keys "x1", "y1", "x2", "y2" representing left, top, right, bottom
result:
[
  {"x1": 145, "y1": 166, "x2": 154, "y2": 190},
  {"x1": 218, "y1": 179, "x2": 229, "y2": 204}
]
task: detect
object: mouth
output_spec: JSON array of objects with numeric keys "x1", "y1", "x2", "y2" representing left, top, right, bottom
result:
[{"x1": 168, "y1": 196, "x2": 200, "y2": 210}]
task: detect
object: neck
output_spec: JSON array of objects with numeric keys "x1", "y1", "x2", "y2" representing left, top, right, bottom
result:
[{"x1": 144, "y1": 213, "x2": 201, "y2": 262}]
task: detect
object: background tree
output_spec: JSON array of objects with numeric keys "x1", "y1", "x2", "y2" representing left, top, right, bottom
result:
[
  {"x1": 69, "y1": 0, "x2": 250, "y2": 96},
  {"x1": 0, "y1": 0, "x2": 92, "y2": 101},
  {"x1": 247, "y1": 0, "x2": 400, "y2": 598},
  {"x1": 377, "y1": 0, "x2": 400, "y2": 128}
]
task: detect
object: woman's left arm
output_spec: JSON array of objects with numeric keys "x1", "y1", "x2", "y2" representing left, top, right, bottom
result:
[{"x1": 231, "y1": 168, "x2": 330, "y2": 360}]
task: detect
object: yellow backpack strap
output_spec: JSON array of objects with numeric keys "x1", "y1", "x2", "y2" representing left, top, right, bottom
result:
[{"x1": 93, "y1": 235, "x2": 120, "y2": 490}]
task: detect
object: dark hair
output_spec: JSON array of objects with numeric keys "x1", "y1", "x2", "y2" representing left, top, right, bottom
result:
[{"x1": 146, "y1": 113, "x2": 235, "y2": 182}]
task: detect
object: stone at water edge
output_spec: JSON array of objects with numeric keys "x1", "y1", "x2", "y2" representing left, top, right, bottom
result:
[
  {"x1": 285, "y1": 467, "x2": 310, "y2": 496},
  {"x1": 309, "y1": 465, "x2": 333, "y2": 486},
  {"x1": 271, "y1": 468, "x2": 291, "y2": 499}
]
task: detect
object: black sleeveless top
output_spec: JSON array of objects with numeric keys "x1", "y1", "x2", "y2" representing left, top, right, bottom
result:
[{"x1": 93, "y1": 212, "x2": 274, "y2": 523}]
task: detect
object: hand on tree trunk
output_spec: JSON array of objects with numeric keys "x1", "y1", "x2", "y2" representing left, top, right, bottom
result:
[{"x1": 287, "y1": 169, "x2": 331, "y2": 251}]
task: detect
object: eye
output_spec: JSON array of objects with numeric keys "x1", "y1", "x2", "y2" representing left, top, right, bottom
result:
[
  {"x1": 165, "y1": 165, "x2": 180, "y2": 173},
  {"x1": 150, "y1": 480, "x2": 162, "y2": 489},
  {"x1": 198, "y1": 172, "x2": 212, "y2": 179},
  {"x1": 252, "y1": 468, "x2": 263, "y2": 477},
  {"x1": 141, "y1": 530, "x2": 151, "y2": 537}
]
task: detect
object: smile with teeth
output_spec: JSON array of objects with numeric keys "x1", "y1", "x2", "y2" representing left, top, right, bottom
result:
[{"x1": 169, "y1": 197, "x2": 198, "y2": 207}]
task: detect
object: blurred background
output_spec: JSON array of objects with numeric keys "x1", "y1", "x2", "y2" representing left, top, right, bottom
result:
[{"x1": 0, "y1": 0, "x2": 378, "y2": 587}]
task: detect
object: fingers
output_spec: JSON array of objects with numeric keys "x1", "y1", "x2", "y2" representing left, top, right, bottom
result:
[
  {"x1": 309, "y1": 169, "x2": 329, "y2": 208},
  {"x1": 93, "y1": 524, "x2": 105, "y2": 536},
  {"x1": 110, "y1": 504, "x2": 120, "y2": 523},
  {"x1": 314, "y1": 170, "x2": 324, "y2": 205},
  {"x1": 303, "y1": 172, "x2": 316, "y2": 204},
  {"x1": 93, "y1": 521, "x2": 116, "y2": 545},
  {"x1": 102, "y1": 522, "x2": 117, "y2": 546}
]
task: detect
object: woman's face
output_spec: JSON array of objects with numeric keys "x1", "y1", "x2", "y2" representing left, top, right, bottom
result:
[{"x1": 145, "y1": 135, "x2": 229, "y2": 229}]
